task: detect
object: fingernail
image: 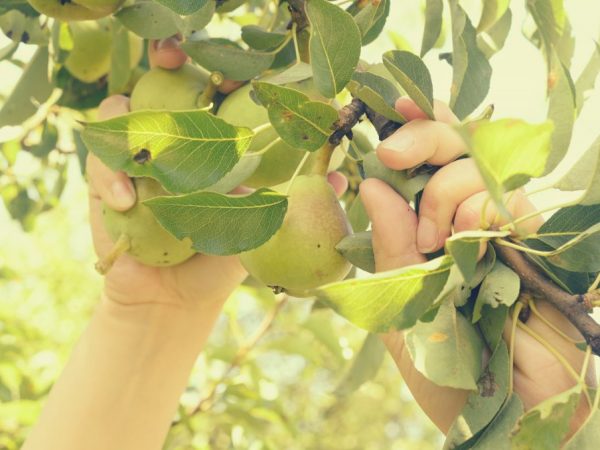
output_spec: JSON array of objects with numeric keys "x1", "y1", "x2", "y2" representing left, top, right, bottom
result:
[
  {"x1": 156, "y1": 37, "x2": 180, "y2": 51},
  {"x1": 381, "y1": 131, "x2": 414, "y2": 153},
  {"x1": 111, "y1": 181, "x2": 136, "y2": 209},
  {"x1": 417, "y1": 217, "x2": 438, "y2": 253}
]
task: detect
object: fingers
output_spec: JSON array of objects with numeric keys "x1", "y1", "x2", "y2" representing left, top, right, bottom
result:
[
  {"x1": 395, "y1": 98, "x2": 460, "y2": 124},
  {"x1": 327, "y1": 171, "x2": 348, "y2": 198},
  {"x1": 148, "y1": 36, "x2": 188, "y2": 70},
  {"x1": 417, "y1": 158, "x2": 486, "y2": 253},
  {"x1": 360, "y1": 178, "x2": 425, "y2": 271},
  {"x1": 88, "y1": 95, "x2": 136, "y2": 211}
]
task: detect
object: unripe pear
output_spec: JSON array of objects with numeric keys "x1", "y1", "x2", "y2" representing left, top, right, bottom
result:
[
  {"x1": 96, "y1": 178, "x2": 195, "y2": 273},
  {"x1": 240, "y1": 174, "x2": 352, "y2": 296},
  {"x1": 28, "y1": 0, "x2": 124, "y2": 21},
  {"x1": 130, "y1": 65, "x2": 211, "y2": 111}
]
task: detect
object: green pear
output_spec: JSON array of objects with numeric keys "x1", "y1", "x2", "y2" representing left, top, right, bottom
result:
[
  {"x1": 97, "y1": 178, "x2": 195, "y2": 273},
  {"x1": 28, "y1": 0, "x2": 124, "y2": 21},
  {"x1": 65, "y1": 19, "x2": 143, "y2": 83},
  {"x1": 130, "y1": 64, "x2": 211, "y2": 111},
  {"x1": 240, "y1": 174, "x2": 352, "y2": 296}
]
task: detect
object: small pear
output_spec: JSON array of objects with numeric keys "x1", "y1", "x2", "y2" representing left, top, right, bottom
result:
[
  {"x1": 97, "y1": 178, "x2": 195, "y2": 273},
  {"x1": 130, "y1": 65, "x2": 210, "y2": 111},
  {"x1": 240, "y1": 174, "x2": 352, "y2": 296}
]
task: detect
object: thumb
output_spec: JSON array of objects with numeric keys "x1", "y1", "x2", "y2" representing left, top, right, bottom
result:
[{"x1": 359, "y1": 178, "x2": 425, "y2": 272}]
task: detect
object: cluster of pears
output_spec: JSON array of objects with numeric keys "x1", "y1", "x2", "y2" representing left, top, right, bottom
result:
[
  {"x1": 96, "y1": 63, "x2": 210, "y2": 273},
  {"x1": 28, "y1": 0, "x2": 123, "y2": 21}
]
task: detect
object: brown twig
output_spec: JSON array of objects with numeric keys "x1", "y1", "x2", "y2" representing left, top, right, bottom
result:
[
  {"x1": 494, "y1": 242, "x2": 600, "y2": 356},
  {"x1": 172, "y1": 295, "x2": 289, "y2": 425},
  {"x1": 329, "y1": 98, "x2": 366, "y2": 146}
]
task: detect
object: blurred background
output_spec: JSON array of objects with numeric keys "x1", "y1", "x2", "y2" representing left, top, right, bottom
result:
[{"x1": 1, "y1": 0, "x2": 599, "y2": 448}]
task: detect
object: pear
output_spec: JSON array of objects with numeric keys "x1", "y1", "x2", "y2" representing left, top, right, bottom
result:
[
  {"x1": 28, "y1": 0, "x2": 124, "y2": 21},
  {"x1": 64, "y1": 19, "x2": 143, "y2": 83},
  {"x1": 130, "y1": 65, "x2": 211, "y2": 111},
  {"x1": 96, "y1": 178, "x2": 195, "y2": 273},
  {"x1": 240, "y1": 174, "x2": 352, "y2": 296}
]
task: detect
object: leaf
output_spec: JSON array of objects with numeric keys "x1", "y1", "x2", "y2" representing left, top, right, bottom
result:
[
  {"x1": 477, "y1": 8, "x2": 512, "y2": 59},
  {"x1": 334, "y1": 333, "x2": 386, "y2": 397},
  {"x1": 546, "y1": 51, "x2": 576, "y2": 173},
  {"x1": 180, "y1": 0, "x2": 215, "y2": 36},
  {"x1": 116, "y1": 2, "x2": 181, "y2": 39},
  {"x1": 382, "y1": 50, "x2": 435, "y2": 120},
  {"x1": 462, "y1": 119, "x2": 554, "y2": 217},
  {"x1": 556, "y1": 134, "x2": 600, "y2": 200},
  {"x1": 252, "y1": 81, "x2": 338, "y2": 152},
  {"x1": 511, "y1": 385, "x2": 581, "y2": 450},
  {"x1": 479, "y1": 304, "x2": 509, "y2": 352},
  {"x1": 353, "y1": 0, "x2": 390, "y2": 46},
  {"x1": 144, "y1": 189, "x2": 287, "y2": 255},
  {"x1": 444, "y1": 342, "x2": 510, "y2": 449},
  {"x1": 336, "y1": 231, "x2": 375, "y2": 274},
  {"x1": 108, "y1": 22, "x2": 131, "y2": 96},
  {"x1": 472, "y1": 260, "x2": 520, "y2": 322},
  {"x1": 526, "y1": 0, "x2": 566, "y2": 60},
  {"x1": 154, "y1": 0, "x2": 209, "y2": 15},
  {"x1": 471, "y1": 394, "x2": 524, "y2": 449},
  {"x1": 315, "y1": 256, "x2": 454, "y2": 333},
  {"x1": 346, "y1": 195, "x2": 370, "y2": 233},
  {"x1": 477, "y1": 0, "x2": 510, "y2": 32},
  {"x1": 405, "y1": 300, "x2": 484, "y2": 390},
  {"x1": 81, "y1": 110, "x2": 253, "y2": 194},
  {"x1": 575, "y1": 42, "x2": 600, "y2": 115},
  {"x1": 362, "y1": 152, "x2": 430, "y2": 204},
  {"x1": 347, "y1": 71, "x2": 405, "y2": 123},
  {"x1": 421, "y1": 0, "x2": 443, "y2": 57},
  {"x1": 563, "y1": 403, "x2": 600, "y2": 449},
  {"x1": 445, "y1": 230, "x2": 510, "y2": 284},
  {"x1": 449, "y1": 1, "x2": 492, "y2": 120},
  {"x1": 241, "y1": 25, "x2": 287, "y2": 51},
  {"x1": 0, "y1": 46, "x2": 53, "y2": 127},
  {"x1": 182, "y1": 40, "x2": 275, "y2": 81},
  {"x1": 306, "y1": 0, "x2": 361, "y2": 98}
]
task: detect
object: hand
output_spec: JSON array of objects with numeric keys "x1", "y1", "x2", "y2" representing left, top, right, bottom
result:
[
  {"x1": 360, "y1": 98, "x2": 594, "y2": 434},
  {"x1": 87, "y1": 36, "x2": 247, "y2": 309}
]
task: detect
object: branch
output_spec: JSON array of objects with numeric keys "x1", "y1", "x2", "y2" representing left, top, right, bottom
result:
[
  {"x1": 329, "y1": 98, "x2": 366, "y2": 146},
  {"x1": 493, "y1": 242, "x2": 600, "y2": 356}
]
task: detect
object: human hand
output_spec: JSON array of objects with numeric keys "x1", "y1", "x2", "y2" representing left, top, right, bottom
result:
[{"x1": 360, "y1": 98, "x2": 594, "y2": 434}]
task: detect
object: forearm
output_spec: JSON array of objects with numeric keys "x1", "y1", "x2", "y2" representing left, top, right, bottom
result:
[{"x1": 23, "y1": 295, "x2": 224, "y2": 450}]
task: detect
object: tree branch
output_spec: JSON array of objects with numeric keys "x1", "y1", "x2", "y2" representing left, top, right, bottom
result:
[{"x1": 494, "y1": 242, "x2": 600, "y2": 356}]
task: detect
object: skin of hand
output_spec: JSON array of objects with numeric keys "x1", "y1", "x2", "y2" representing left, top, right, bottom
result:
[{"x1": 360, "y1": 98, "x2": 595, "y2": 435}]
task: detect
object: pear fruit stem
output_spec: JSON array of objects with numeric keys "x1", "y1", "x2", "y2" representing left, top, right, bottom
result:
[
  {"x1": 95, "y1": 233, "x2": 131, "y2": 275},
  {"x1": 309, "y1": 142, "x2": 336, "y2": 177},
  {"x1": 200, "y1": 72, "x2": 224, "y2": 106}
]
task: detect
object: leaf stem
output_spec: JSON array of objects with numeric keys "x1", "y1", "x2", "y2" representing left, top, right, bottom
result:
[
  {"x1": 95, "y1": 233, "x2": 130, "y2": 275},
  {"x1": 528, "y1": 298, "x2": 580, "y2": 345},
  {"x1": 285, "y1": 151, "x2": 311, "y2": 196},
  {"x1": 499, "y1": 198, "x2": 581, "y2": 232},
  {"x1": 494, "y1": 238, "x2": 551, "y2": 256},
  {"x1": 588, "y1": 272, "x2": 600, "y2": 293},
  {"x1": 266, "y1": 31, "x2": 294, "y2": 55}
]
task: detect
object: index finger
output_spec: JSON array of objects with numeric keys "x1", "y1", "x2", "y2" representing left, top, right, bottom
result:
[{"x1": 376, "y1": 98, "x2": 467, "y2": 170}]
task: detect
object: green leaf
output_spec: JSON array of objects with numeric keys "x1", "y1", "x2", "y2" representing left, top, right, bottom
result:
[
  {"x1": 473, "y1": 260, "x2": 520, "y2": 322},
  {"x1": 479, "y1": 304, "x2": 509, "y2": 352},
  {"x1": 575, "y1": 42, "x2": 600, "y2": 115},
  {"x1": 449, "y1": 1, "x2": 492, "y2": 119},
  {"x1": 183, "y1": 40, "x2": 275, "y2": 81},
  {"x1": 241, "y1": 25, "x2": 287, "y2": 51},
  {"x1": 144, "y1": 189, "x2": 288, "y2": 255},
  {"x1": 252, "y1": 81, "x2": 338, "y2": 152},
  {"x1": 512, "y1": 385, "x2": 581, "y2": 450},
  {"x1": 382, "y1": 50, "x2": 435, "y2": 120},
  {"x1": 471, "y1": 394, "x2": 524, "y2": 449},
  {"x1": 334, "y1": 333, "x2": 386, "y2": 397},
  {"x1": 546, "y1": 51, "x2": 576, "y2": 173},
  {"x1": 563, "y1": 403, "x2": 600, "y2": 449},
  {"x1": 405, "y1": 300, "x2": 484, "y2": 390},
  {"x1": 180, "y1": 1, "x2": 215, "y2": 36},
  {"x1": 316, "y1": 256, "x2": 454, "y2": 333},
  {"x1": 116, "y1": 2, "x2": 181, "y2": 39},
  {"x1": 306, "y1": 0, "x2": 361, "y2": 98},
  {"x1": 462, "y1": 119, "x2": 554, "y2": 217},
  {"x1": 0, "y1": 46, "x2": 53, "y2": 127},
  {"x1": 556, "y1": 134, "x2": 600, "y2": 201},
  {"x1": 336, "y1": 231, "x2": 375, "y2": 274},
  {"x1": 346, "y1": 195, "x2": 370, "y2": 233},
  {"x1": 445, "y1": 230, "x2": 510, "y2": 284},
  {"x1": 353, "y1": 0, "x2": 390, "y2": 46},
  {"x1": 81, "y1": 110, "x2": 253, "y2": 194},
  {"x1": 477, "y1": 8, "x2": 512, "y2": 59},
  {"x1": 421, "y1": 0, "x2": 443, "y2": 57},
  {"x1": 526, "y1": 0, "x2": 566, "y2": 60},
  {"x1": 362, "y1": 152, "x2": 430, "y2": 204},
  {"x1": 154, "y1": 0, "x2": 209, "y2": 15},
  {"x1": 477, "y1": 0, "x2": 510, "y2": 32},
  {"x1": 108, "y1": 22, "x2": 131, "y2": 96},
  {"x1": 444, "y1": 342, "x2": 510, "y2": 449},
  {"x1": 347, "y1": 71, "x2": 405, "y2": 123}
]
